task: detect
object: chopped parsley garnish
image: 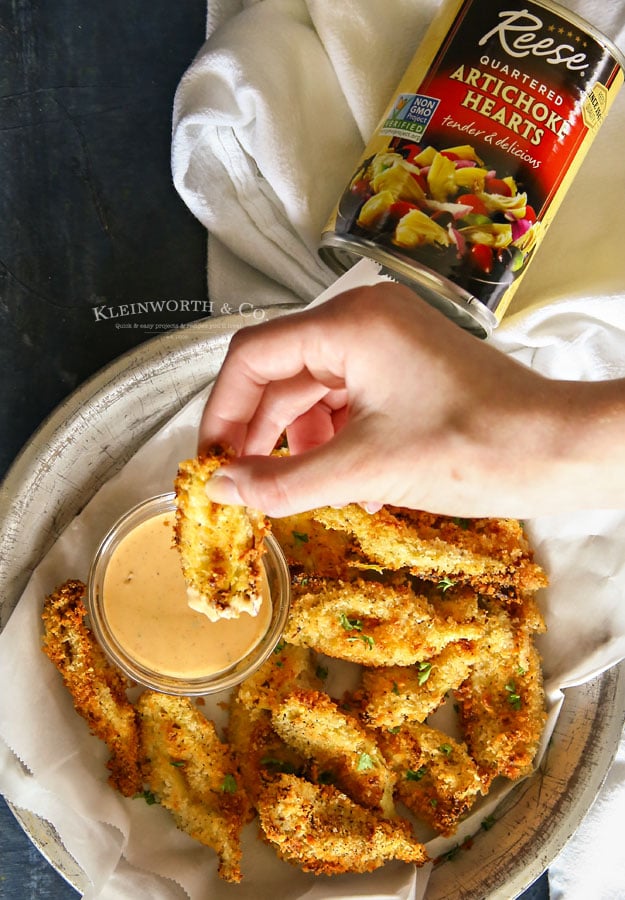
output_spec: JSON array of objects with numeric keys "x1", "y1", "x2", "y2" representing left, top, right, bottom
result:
[
  {"x1": 316, "y1": 663, "x2": 329, "y2": 681},
  {"x1": 406, "y1": 766, "x2": 427, "y2": 781},
  {"x1": 437, "y1": 576, "x2": 456, "y2": 592},
  {"x1": 438, "y1": 743, "x2": 453, "y2": 756},
  {"x1": 170, "y1": 760, "x2": 185, "y2": 768},
  {"x1": 442, "y1": 843, "x2": 460, "y2": 861},
  {"x1": 356, "y1": 752, "x2": 376, "y2": 772},
  {"x1": 416, "y1": 661, "x2": 432, "y2": 685},
  {"x1": 220, "y1": 774, "x2": 238, "y2": 793},
  {"x1": 505, "y1": 680, "x2": 522, "y2": 710},
  {"x1": 136, "y1": 789, "x2": 158, "y2": 805},
  {"x1": 292, "y1": 530, "x2": 309, "y2": 543},
  {"x1": 392, "y1": 681, "x2": 400, "y2": 695},
  {"x1": 339, "y1": 613, "x2": 362, "y2": 631},
  {"x1": 481, "y1": 814, "x2": 496, "y2": 831},
  {"x1": 348, "y1": 632, "x2": 375, "y2": 649},
  {"x1": 260, "y1": 757, "x2": 298, "y2": 775},
  {"x1": 452, "y1": 517, "x2": 470, "y2": 530},
  {"x1": 339, "y1": 612, "x2": 374, "y2": 648}
]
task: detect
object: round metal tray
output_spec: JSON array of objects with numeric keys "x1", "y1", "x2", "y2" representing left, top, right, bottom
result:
[{"x1": 1, "y1": 309, "x2": 623, "y2": 898}]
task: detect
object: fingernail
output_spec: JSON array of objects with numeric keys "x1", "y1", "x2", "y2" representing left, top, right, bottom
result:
[
  {"x1": 205, "y1": 469, "x2": 245, "y2": 506},
  {"x1": 359, "y1": 501, "x2": 383, "y2": 514}
]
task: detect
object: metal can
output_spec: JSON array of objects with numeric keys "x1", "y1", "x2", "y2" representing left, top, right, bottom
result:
[{"x1": 319, "y1": 0, "x2": 625, "y2": 336}]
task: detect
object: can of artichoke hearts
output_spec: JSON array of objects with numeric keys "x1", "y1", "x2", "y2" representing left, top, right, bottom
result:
[{"x1": 319, "y1": 0, "x2": 625, "y2": 336}]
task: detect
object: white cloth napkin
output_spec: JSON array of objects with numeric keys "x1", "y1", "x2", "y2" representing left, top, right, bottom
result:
[{"x1": 172, "y1": 0, "x2": 440, "y2": 306}]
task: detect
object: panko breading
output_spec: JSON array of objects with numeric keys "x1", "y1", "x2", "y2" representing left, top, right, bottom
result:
[
  {"x1": 227, "y1": 699, "x2": 307, "y2": 804},
  {"x1": 454, "y1": 601, "x2": 546, "y2": 787},
  {"x1": 256, "y1": 773, "x2": 427, "y2": 875},
  {"x1": 313, "y1": 505, "x2": 547, "y2": 593},
  {"x1": 41, "y1": 579, "x2": 142, "y2": 797},
  {"x1": 137, "y1": 691, "x2": 251, "y2": 883},
  {"x1": 272, "y1": 689, "x2": 396, "y2": 817},
  {"x1": 270, "y1": 512, "x2": 353, "y2": 578},
  {"x1": 174, "y1": 447, "x2": 269, "y2": 621},
  {"x1": 227, "y1": 643, "x2": 320, "y2": 803},
  {"x1": 361, "y1": 640, "x2": 480, "y2": 729},
  {"x1": 430, "y1": 582, "x2": 482, "y2": 621},
  {"x1": 377, "y1": 721, "x2": 483, "y2": 837},
  {"x1": 234, "y1": 642, "x2": 321, "y2": 718},
  {"x1": 284, "y1": 576, "x2": 484, "y2": 666}
]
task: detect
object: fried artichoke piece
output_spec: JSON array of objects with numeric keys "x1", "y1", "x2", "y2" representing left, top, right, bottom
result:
[
  {"x1": 272, "y1": 689, "x2": 396, "y2": 817},
  {"x1": 284, "y1": 576, "x2": 484, "y2": 666},
  {"x1": 377, "y1": 721, "x2": 483, "y2": 837},
  {"x1": 235, "y1": 642, "x2": 322, "y2": 717},
  {"x1": 270, "y1": 511, "x2": 353, "y2": 578},
  {"x1": 312, "y1": 504, "x2": 547, "y2": 593},
  {"x1": 256, "y1": 773, "x2": 427, "y2": 875},
  {"x1": 137, "y1": 692, "x2": 251, "y2": 883},
  {"x1": 361, "y1": 640, "x2": 480, "y2": 730},
  {"x1": 226, "y1": 643, "x2": 320, "y2": 804},
  {"x1": 174, "y1": 447, "x2": 269, "y2": 621},
  {"x1": 41, "y1": 579, "x2": 142, "y2": 797},
  {"x1": 454, "y1": 600, "x2": 547, "y2": 788},
  {"x1": 227, "y1": 698, "x2": 307, "y2": 805}
]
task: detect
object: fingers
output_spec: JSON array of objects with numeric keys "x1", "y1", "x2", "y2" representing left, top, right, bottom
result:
[
  {"x1": 242, "y1": 378, "x2": 347, "y2": 457},
  {"x1": 285, "y1": 389, "x2": 348, "y2": 455},
  {"x1": 204, "y1": 426, "x2": 384, "y2": 517},
  {"x1": 197, "y1": 305, "x2": 348, "y2": 456}
]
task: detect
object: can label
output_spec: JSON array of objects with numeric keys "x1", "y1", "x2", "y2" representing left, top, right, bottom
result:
[{"x1": 320, "y1": 0, "x2": 624, "y2": 332}]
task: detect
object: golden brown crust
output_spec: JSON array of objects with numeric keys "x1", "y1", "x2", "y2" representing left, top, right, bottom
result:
[
  {"x1": 313, "y1": 504, "x2": 547, "y2": 593},
  {"x1": 41, "y1": 579, "x2": 142, "y2": 797},
  {"x1": 377, "y1": 721, "x2": 483, "y2": 837},
  {"x1": 227, "y1": 698, "x2": 306, "y2": 805},
  {"x1": 454, "y1": 600, "x2": 547, "y2": 786},
  {"x1": 233, "y1": 641, "x2": 321, "y2": 717},
  {"x1": 256, "y1": 773, "x2": 427, "y2": 875},
  {"x1": 361, "y1": 640, "x2": 480, "y2": 729},
  {"x1": 270, "y1": 511, "x2": 354, "y2": 578},
  {"x1": 42, "y1": 489, "x2": 549, "y2": 880},
  {"x1": 284, "y1": 576, "x2": 484, "y2": 666},
  {"x1": 137, "y1": 691, "x2": 252, "y2": 883},
  {"x1": 271, "y1": 688, "x2": 397, "y2": 817},
  {"x1": 174, "y1": 447, "x2": 270, "y2": 621}
]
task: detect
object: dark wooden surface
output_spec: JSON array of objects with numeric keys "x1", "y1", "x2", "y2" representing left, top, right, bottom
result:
[
  {"x1": 0, "y1": 0, "x2": 209, "y2": 477},
  {"x1": 0, "y1": 1, "x2": 550, "y2": 897}
]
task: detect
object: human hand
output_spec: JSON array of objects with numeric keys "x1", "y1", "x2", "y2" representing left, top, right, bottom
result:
[{"x1": 198, "y1": 283, "x2": 625, "y2": 518}]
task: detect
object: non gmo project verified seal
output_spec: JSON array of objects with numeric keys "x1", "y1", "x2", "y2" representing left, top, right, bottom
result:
[{"x1": 381, "y1": 93, "x2": 440, "y2": 140}]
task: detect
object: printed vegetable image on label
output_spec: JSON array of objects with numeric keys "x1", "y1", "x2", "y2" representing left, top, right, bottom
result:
[{"x1": 320, "y1": 0, "x2": 624, "y2": 333}]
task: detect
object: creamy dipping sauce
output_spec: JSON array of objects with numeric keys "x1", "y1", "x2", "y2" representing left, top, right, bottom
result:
[{"x1": 102, "y1": 512, "x2": 272, "y2": 679}]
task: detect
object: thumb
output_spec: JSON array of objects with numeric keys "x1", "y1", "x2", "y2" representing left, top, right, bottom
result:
[{"x1": 203, "y1": 437, "x2": 378, "y2": 517}]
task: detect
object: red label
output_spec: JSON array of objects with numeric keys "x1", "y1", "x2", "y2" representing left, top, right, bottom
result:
[{"x1": 418, "y1": 0, "x2": 620, "y2": 215}]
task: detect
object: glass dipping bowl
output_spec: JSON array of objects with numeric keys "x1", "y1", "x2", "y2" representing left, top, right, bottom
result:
[{"x1": 87, "y1": 492, "x2": 290, "y2": 695}]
